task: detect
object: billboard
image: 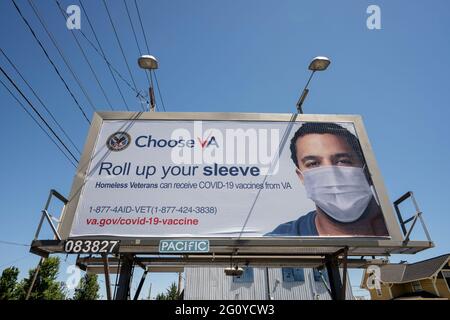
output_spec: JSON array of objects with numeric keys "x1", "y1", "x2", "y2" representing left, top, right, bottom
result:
[{"x1": 59, "y1": 113, "x2": 401, "y2": 240}]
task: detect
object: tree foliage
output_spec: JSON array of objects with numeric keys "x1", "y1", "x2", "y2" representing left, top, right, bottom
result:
[
  {"x1": 155, "y1": 282, "x2": 180, "y2": 300},
  {"x1": 73, "y1": 273, "x2": 100, "y2": 300},
  {"x1": 16, "y1": 257, "x2": 66, "y2": 300},
  {"x1": 0, "y1": 266, "x2": 20, "y2": 300}
]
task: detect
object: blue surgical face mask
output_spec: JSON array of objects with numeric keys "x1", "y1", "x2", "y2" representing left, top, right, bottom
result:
[{"x1": 298, "y1": 165, "x2": 373, "y2": 223}]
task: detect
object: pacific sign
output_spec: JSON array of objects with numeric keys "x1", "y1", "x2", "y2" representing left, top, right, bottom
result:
[{"x1": 159, "y1": 240, "x2": 210, "y2": 253}]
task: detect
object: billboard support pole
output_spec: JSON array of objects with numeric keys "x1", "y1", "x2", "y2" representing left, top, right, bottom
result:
[
  {"x1": 25, "y1": 257, "x2": 44, "y2": 300},
  {"x1": 133, "y1": 269, "x2": 148, "y2": 300},
  {"x1": 341, "y1": 246, "x2": 349, "y2": 299},
  {"x1": 325, "y1": 248, "x2": 347, "y2": 301},
  {"x1": 265, "y1": 267, "x2": 272, "y2": 300},
  {"x1": 115, "y1": 254, "x2": 134, "y2": 300},
  {"x1": 177, "y1": 271, "x2": 182, "y2": 297},
  {"x1": 102, "y1": 254, "x2": 112, "y2": 300}
]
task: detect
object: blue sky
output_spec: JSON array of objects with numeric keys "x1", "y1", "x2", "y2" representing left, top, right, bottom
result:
[{"x1": 1, "y1": 0, "x2": 449, "y2": 299}]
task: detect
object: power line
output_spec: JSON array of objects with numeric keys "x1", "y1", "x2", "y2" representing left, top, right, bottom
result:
[
  {"x1": 0, "y1": 69, "x2": 79, "y2": 167},
  {"x1": 134, "y1": 0, "x2": 151, "y2": 55},
  {"x1": 1, "y1": 47, "x2": 82, "y2": 156},
  {"x1": 124, "y1": 0, "x2": 142, "y2": 58},
  {"x1": 153, "y1": 71, "x2": 167, "y2": 112},
  {"x1": 11, "y1": 0, "x2": 91, "y2": 124},
  {"x1": 77, "y1": 0, "x2": 130, "y2": 111},
  {"x1": 75, "y1": 0, "x2": 149, "y2": 109},
  {"x1": 55, "y1": 0, "x2": 149, "y2": 111},
  {"x1": 134, "y1": 0, "x2": 167, "y2": 112},
  {"x1": 50, "y1": 0, "x2": 115, "y2": 111},
  {"x1": 0, "y1": 77, "x2": 78, "y2": 168},
  {"x1": 27, "y1": 0, "x2": 97, "y2": 114},
  {"x1": 0, "y1": 66, "x2": 79, "y2": 166},
  {"x1": 0, "y1": 255, "x2": 32, "y2": 269},
  {"x1": 124, "y1": 0, "x2": 151, "y2": 86},
  {"x1": 102, "y1": 0, "x2": 145, "y2": 111},
  {"x1": 0, "y1": 239, "x2": 29, "y2": 247},
  {"x1": 237, "y1": 113, "x2": 299, "y2": 240}
]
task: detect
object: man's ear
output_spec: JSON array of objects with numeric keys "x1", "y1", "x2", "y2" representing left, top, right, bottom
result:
[
  {"x1": 362, "y1": 163, "x2": 373, "y2": 186},
  {"x1": 296, "y1": 167, "x2": 304, "y2": 183}
]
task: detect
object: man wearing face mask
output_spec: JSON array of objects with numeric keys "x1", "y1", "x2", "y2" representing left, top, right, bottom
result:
[{"x1": 267, "y1": 122, "x2": 389, "y2": 237}]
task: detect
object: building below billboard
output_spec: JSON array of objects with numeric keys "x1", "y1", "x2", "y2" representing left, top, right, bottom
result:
[{"x1": 184, "y1": 267, "x2": 354, "y2": 300}]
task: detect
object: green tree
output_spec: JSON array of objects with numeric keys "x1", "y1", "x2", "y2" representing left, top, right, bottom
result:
[
  {"x1": 155, "y1": 292, "x2": 166, "y2": 300},
  {"x1": 73, "y1": 273, "x2": 100, "y2": 300},
  {"x1": 155, "y1": 282, "x2": 180, "y2": 300},
  {"x1": 16, "y1": 257, "x2": 66, "y2": 300},
  {"x1": 0, "y1": 266, "x2": 20, "y2": 300}
]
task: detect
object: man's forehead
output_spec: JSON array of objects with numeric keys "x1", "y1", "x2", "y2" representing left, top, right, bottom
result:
[{"x1": 296, "y1": 133, "x2": 355, "y2": 155}]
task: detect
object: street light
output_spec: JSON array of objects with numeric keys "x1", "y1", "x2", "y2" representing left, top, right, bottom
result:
[
  {"x1": 296, "y1": 56, "x2": 331, "y2": 114},
  {"x1": 138, "y1": 55, "x2": 159, "y2": 112}
]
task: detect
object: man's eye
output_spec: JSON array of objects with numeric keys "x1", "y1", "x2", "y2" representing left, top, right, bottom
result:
[
  {"x1": 305, "y1": 161, "x2": 320, "y2": 168},
  {"x1": 336, "y1": 159, "x2": 353, "y2": 165}
]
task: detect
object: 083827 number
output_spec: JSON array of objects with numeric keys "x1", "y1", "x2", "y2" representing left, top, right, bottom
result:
[{"x1": 64, "y1": 240, "x2": 120, "y2": 254}]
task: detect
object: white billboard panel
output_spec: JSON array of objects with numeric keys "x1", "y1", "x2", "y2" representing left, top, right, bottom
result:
[{"x1": 63, "y1": 113, "x2": 396, "y2": 240}]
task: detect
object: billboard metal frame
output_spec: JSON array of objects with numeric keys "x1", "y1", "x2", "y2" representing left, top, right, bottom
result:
[
  {"x1": 28, "y1": 112, "x2": 434, "y2": 300},
  {"x1": 46, "y1": 111, "x2": 433, "y2": 255}
]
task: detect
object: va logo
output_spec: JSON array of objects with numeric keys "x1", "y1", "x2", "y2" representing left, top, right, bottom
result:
[
  {"x1": 197, "y1": 134, "x2": 219, "y2": 149},
  {"x1": 107, "y1": 132, "x2": 131, "y2": 152}
]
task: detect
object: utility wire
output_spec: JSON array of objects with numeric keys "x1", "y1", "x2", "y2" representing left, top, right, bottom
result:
[
  {"x1": 26, "y1": 0, "x2": 97, "y2": 114},
  {"x1": 11, "y1": 0, "x2": 91, "y2": 124},
  {"x1": 0, "y1": 255, "x2": 32, "y2": 269},
  {"x1": 124, "y1": 0, "x2": 142, "y2": 55},
  {"x1": 77, "y1": 0, "x2": 130, "y2": 111},
  {"x1": 0, "y1": 77, "x2": 78, "y2": 168},
  {"x1": 1, "y1": 47, "x2": 82, "y2": 155},
  {"x1": 134, "y1": 0, "x2": 151, "y2": 55},
  {"x1": 73, "y1": 0, "x2": 149, "y2": 109},
  {"x1": 55, "y1": 0, "x2": 148, "y2": 111},
  {"x1": 134, "y1": 0, "x2": 167, "y2": 112},
  {"x1": 124, "y1": 0, "x2": 151, "y2": 86},
  {"x1": 0, "y1": 239, "x2": 30, "y2": 247},
  {"x1": 153, "y1": 71, "x2": 166, "y2": 112},
  {"x1": 102, "y1": 0, "x2": 144, "y2": 111},
  {"x1": 237, "y1": 113, "x2": 299, "y2": 240},
  {"x1": 0, "y1": 66, "x2": 79, "y2": 166},
  {"x1": 49, "y1": 0, "x2": 115, "y2": 111}
]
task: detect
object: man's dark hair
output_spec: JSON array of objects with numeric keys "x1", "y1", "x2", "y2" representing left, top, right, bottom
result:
[{"x1": 290, "y1": 122, "x2": 365, "y2": 167}]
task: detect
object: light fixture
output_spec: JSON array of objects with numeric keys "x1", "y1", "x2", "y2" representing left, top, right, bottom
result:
[
  {"x1": 308, "y1": 56, "x2": 331, "y2": 71},
  {"x1": 137, "y1": 55, "x2": 159, "y2": 112},
  {"x1": 224, "y1": 266, "x2": 244, "y2": 276},
  {"x1": 138, "y1": 55, "x2": 159, "y2": 70},
  {"x1": 296, "y1": 56, "x2": 331, "y2": 113}
]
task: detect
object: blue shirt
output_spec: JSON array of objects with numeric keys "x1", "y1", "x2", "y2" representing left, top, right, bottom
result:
[{"x1": 266, "y1": 210, "x2": 318, "y2": 236}]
